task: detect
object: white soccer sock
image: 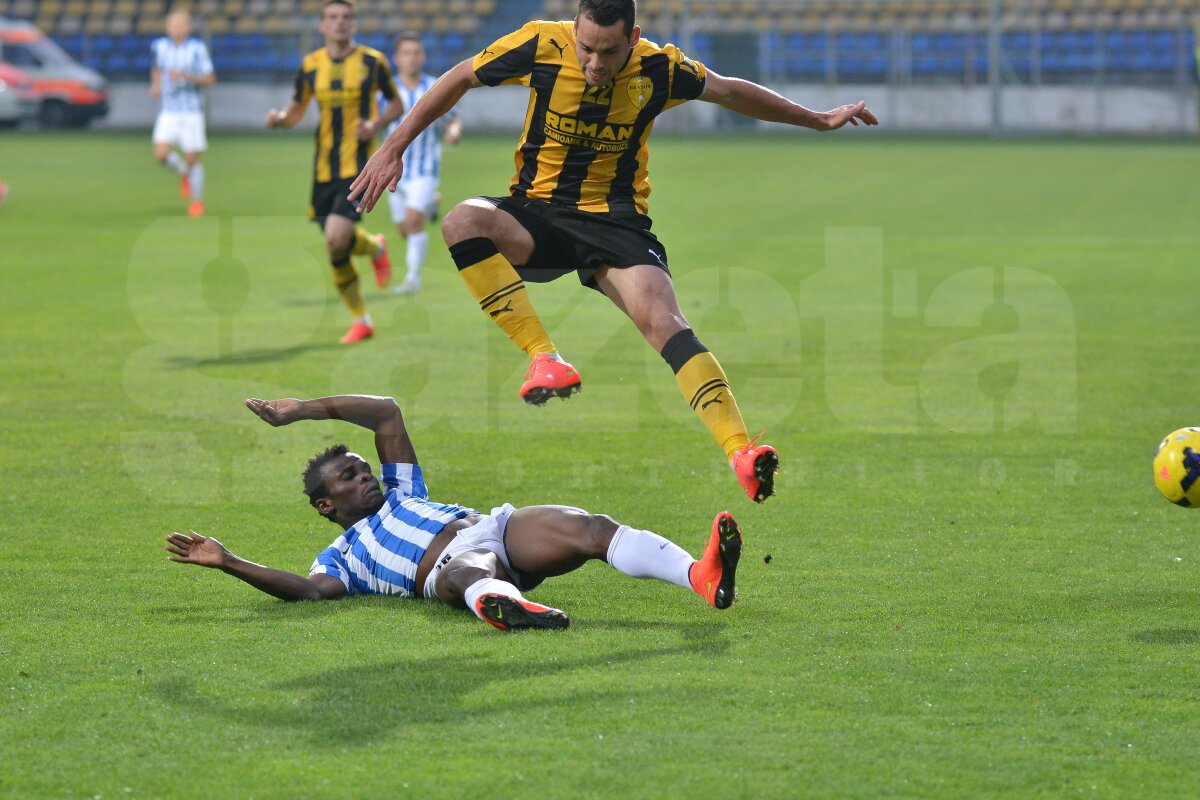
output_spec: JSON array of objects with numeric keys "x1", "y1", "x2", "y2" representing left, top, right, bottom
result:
[
  {"x1": 606, "y1": 525, "x2": 695, "y2": 590},
  {"x1": 405, "y1": 229, "x2": 428, "y2": 281},
  {"x1": 188, "y1": 162, "x2": 205, "y2": 201},
  {"x1": 462, "y1": 577, "x2": 524, "y2": 621},
  {"x1": 164, "y1": 150, "x2": 188, "y2": 175}
]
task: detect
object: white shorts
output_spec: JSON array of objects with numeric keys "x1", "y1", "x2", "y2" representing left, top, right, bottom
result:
[
  {"x1": 422, "y1": 503, "x2": 517, "y2": 600},
  {"x1": 152, "y1": 111, "x2": 207, "y2": 153},
  {"x1": 387, "y1": 175, "x2": 439, "y2": 223}
]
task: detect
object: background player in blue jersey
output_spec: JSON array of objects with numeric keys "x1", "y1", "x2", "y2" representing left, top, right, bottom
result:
[
  {"x1": 387, "y1": 33, "x2": 463, "y2": 296},
  {"x1": 163, "y1": 394, "x2": 743, "y2": 631},
  {"x1": 150, "y1": 10, "x2": 215, "y2": 217}
]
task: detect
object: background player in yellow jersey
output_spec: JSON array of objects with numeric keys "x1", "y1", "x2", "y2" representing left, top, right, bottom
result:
[
  {"x1": 264, "y1": 0, "x2": 402, "y2": 344},
  {"x1": 348, "y1": 0, "x2": 878, "y2": 502}
]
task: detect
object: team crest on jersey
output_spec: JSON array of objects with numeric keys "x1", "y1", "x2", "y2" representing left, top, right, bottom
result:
[{"x1": 627, "y1": 75, "x2": 653, "y2": 110}]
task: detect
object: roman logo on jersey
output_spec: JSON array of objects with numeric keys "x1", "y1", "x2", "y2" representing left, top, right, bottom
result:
[
  {"x1": 543, "y1": 110, "x2": 634, "y2": 152},
  {"x1": 627, "y1": 75, "x2": 653, "y2": 110}
]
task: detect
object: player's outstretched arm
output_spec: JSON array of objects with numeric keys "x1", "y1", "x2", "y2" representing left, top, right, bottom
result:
[
  {"x1": 164, "y1": 531, "x2": 347, "y2": 601},
  {"x1": 700, "y1": 69, "x2": 879, "y2": 131},
  {"x1": 348, "y1": 58, "x2": 483, "y2": 212},
  {"x1": 244, "y1": 395, "x2": 416, "y2": 466}
]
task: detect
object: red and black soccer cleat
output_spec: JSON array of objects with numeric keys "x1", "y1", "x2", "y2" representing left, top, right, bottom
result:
[
  {"x1": 732, "y1": 434, "x2": 778, "y2": 504},
  {"x1": 370, "y1": 234, "x2": 391, "y2": 288},
  {"x1": 519, "y1": 353, "x2": 582, "y2": 406},
  {"x1": 339, "y1": 321, "x2": 374, "y2": 344},
  {"x1": 475, "y1": 594, "x2": 571, "y2": 631},
  {"x1": 689, "y1": 511, "x2": 743, "y2": 610}
]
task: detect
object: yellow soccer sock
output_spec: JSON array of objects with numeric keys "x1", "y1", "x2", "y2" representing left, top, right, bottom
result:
[
  {"x1": 448, "y1": 237, "x2": 556, "y2": 357},
  {"x1": 351, "y1": 225, "x2": 379, "y2": 256},
  {"x1": 661, "y1": 329, "x2": 750, "y2": 460},
  {"x1": 331, "y1": 256, "x2": 368, "y2": 319}
]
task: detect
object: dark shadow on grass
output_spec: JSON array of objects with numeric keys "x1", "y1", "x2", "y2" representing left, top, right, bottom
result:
[
  {"x1": 153, "y1": 616, "x2": 729, "y2": 743},
  {"x1": 1130, "y1": 628, "x2": 1200, "y2": 645},
  {"x1": 164, "y1": 340, "x2": 343, "y2": 369},
  {"x1": 147, "y1": 598, "x2": 347, "y2": 623}
]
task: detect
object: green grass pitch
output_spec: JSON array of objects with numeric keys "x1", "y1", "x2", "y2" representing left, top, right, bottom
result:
[{"x1": 1, "y1": 129, "x2": 1197, "y2": 798}]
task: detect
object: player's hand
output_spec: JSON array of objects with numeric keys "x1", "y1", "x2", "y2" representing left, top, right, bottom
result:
[
  {"x1": 347, "y1": 144, "x2": 405, "y2": 213},
  {"x1": 244, "y1": 397, "x2": 306, "y2": 426},
  {"x1": 168, "y1": 69, "x2": 187, "y2": 82},
  {"x1": 355, "y1": 118, "x2": 376, "y2": 141},
  {"x1": 816, "y1": 101, "x2": 879, "y2": 131},
  {"x1": 149, "y1": 85, "x2": 160, "y2": 100},
  {"x1": 444, "y1": 120, "x2": 462, "y2": 146},
  {"x1": 165, "y1": 531, "x2": 230, "y2": 569},
  {"x1": 264, "y1": 109, "x2": 285, "y2": 129}
]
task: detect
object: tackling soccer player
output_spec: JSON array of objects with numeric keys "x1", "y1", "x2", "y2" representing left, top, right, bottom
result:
[
  {"x1": 150, "y1": 10, "x2": 214, "y2": 217},
  {"x1": 265, "y1": 0, "x2": 403, "y2": 344},
  {"x1": 349, "y1": 0, "x2": 878, "y2": 502},
  {"x1": 386, "y1": 32, "x2": 463, "y2": 296},
  {"x1": 164, "y1": 394, "x2": 743, "y2": 631}
]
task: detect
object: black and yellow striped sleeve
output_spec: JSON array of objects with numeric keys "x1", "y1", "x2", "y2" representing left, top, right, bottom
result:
[
  {"x1": 473, "y1": 20, "x2": 541, "y2": 87},
  {"x1": 375, "y1": 54, "x2": 398, "y2": 101},
  {"x1": 292, "y1": 54, "x2": 314, "y2": 104},
  {"x1": 665, "y1": 44, "x2": 707, "y2": 110}
]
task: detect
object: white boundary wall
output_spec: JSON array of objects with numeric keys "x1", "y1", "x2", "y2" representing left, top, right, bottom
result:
[{"x1": 98, "y1": 82, "x2": 1198, "y2": 135}]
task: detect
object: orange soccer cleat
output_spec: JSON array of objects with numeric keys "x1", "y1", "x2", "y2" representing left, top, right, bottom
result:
[
  {"x1": 187, "y1": 200, "x2": 204, "y2": 217},
  {"x1": 370, "y1": 234, "x2": 391, "y2": 288},
  {"x1": 339, "y1": 320, "x2": 374, "y2": 344},
  {"x1": 475, "y1": 594, "x2": 570, "y2": 631},
  {"x1": 689, "y1": 511, "x2": 743, "y2": 610},
  {"x1": 732, "y1": 434, "x2": 778, "y2": 504},
  {"x1": 519, "y1": 353, "x2": 582, "y2": 406},
  {"x1": 179, "y1": 173, "x2": 191, "y2": 199}
]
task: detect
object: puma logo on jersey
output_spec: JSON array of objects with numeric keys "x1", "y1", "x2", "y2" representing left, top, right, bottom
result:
[
  {"x1": 481, "y1": 48, "x2": 494, "y2": 57},
  {"x1": 489, "y1": 300, "x2": 514, "y2": 318},
  {"x1": 548, "y1": 38, "x2": 567, "y2": 57},
  {"x1": 701, "y1": 392, "x2": 724, "y2": 410}
]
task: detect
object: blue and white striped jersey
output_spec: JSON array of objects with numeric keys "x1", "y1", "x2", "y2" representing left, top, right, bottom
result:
[
  {"x1": 151, "y1": 37, "x2": 213, "y2": 113},
  {"x1": 309, "y1": 463, "x2": 476, "y2": 597},
  {"x1": 385, "y1": 73, "x2": 457, "y2": 179}
]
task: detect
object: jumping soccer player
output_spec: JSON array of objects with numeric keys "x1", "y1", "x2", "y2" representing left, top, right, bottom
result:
[
  {"x1": 265, "y1": 0, "x2": 403, "y2": 344},
  {"x1": 150, "y1": 10, "x2": 215, "y2": 217},
  {"x1": 386, "y1": 32, "x2": 463, "y2": 296},
  {"x1": 348, "y1": 0, "x2": 877, "y2": 502},
  {"x1": 163, "y1": 394, "x2": 743, "y2": 631}
]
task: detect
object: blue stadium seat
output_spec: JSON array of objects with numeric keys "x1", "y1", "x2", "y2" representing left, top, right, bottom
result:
[
  {"x1": 443, "y1": 33, "x2": 466, "y2": 53},
  {"x1": 105, "y1": 53, "x2": 130, "y2": 73},
  {"x1": 91, "y1": 35, "x2": 115, "y2": 55}
]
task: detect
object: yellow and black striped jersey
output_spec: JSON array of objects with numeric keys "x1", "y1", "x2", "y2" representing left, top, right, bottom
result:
[
  {"x1": 472, "y1": 20, "x2": 707, "y2": 215},
  {"x1": 293, "y1": 44, "x2": 398, "y2": 183}
]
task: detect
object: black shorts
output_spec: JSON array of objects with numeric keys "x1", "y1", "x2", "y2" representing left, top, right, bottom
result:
[
  {"x1": 483, "y1": 195, "x2": 670, "y2": 290},
  {"x1": 310, "y1": 178, "x2": 361, "y2": 226}
]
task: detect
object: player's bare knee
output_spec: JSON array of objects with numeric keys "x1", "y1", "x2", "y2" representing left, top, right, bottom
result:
[
  {"x1": 440, "y1": 201, "x2": 485, "y2": 245},
  {"x1": 584, "y1": 513, "x2": 619, "y2": 558},
  {"x1": 437, "y1": 548, "x2": 503, "y2": 603}
]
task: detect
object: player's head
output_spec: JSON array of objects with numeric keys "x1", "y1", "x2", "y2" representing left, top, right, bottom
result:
[
  {"x1": 165, "y1": 9, "x2": 192, "y2": 41},
  {"x1": 394, "y1": 32, "x2": 425, "y2": 79},
  {"x1": 319, "y1": 0, "x2": 357, "y2": 46},
  {"x1": 574, "y1": 0, "x2": 640, "y2": 87},
  {"x1": 303, "y1": 443, "x2": 385, "y2": 526}
]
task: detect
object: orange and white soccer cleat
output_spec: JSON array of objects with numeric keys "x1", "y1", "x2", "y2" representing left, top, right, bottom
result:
[
  {"x1": 689, "y1": 511, "x2": 742, "y2": 610},
  {"x1": 339, "y1": 320, "x2": 374, "y2": 344},
  {"x1": 475, "y1": 594, "x2": 570, "y2": 631},
  {"x1": 732, "y1": 434, "x2": 778, "y2": 504},
  {"x1": 370, "y1": 234, "x2": 391, "y2": 288},
  {"x1": 519, "y1": 353, "x2": 582, "y2": 406},
  {"x1": 187, "y1": 200, "x2": 204, "y2": 217}
]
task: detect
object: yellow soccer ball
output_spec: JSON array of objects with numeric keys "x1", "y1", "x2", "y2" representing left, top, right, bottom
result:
[{"x1": 1153, "y1": 427, "x2": 1200, "y2": 507}]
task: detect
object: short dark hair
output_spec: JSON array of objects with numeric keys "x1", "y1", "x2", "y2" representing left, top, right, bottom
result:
[
  {"x1": 395, "y1": 31, "x2": 422, "y2": 48},
  {"x1": 321, "y1": 0, "x2": 355, "y2": 14},
  {"x1": 303, "y1": 443, "x2": 350, "y2": 512},
  {"x1": 577, "y1": 0, "x2": 636, "y2": 37}
]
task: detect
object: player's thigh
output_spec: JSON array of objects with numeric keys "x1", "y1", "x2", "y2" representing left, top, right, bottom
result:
[
  {"x1": 386, "y1": 184, "x2": 407, "y2": 225},
  {"x1": 504, "y1": 505, "x2": 617, "y2": 577},
  {"x1": 151, "y1": 113, "x2": 178, "y2": 150},
  {"x1": 179, "y1": 113, "x2": 207, "y2": 155},
  {"x1": 324, "y1": 213, "x2": 356, "y2": 251},
  {"x1": 441, "y1": 198, "x2": 535, "y2": 265},
  {"x1": 594, "y1": 264, "x2": 690, "y2": 349},
  {"x1": 434, "y1": 547, "x2": 511, "y2": 606}
]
